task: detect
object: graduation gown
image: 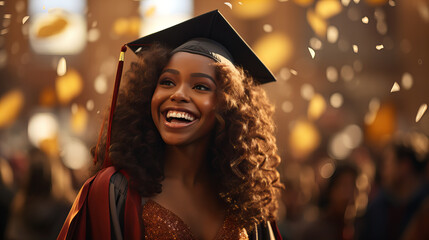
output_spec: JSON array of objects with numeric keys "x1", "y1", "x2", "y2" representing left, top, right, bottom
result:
[
  {"x1": 57, "y1": 166, "x2": 143, "y2": 240},
  {"x1": 57, "y1": 166, "x2": 282, "y2": 240}
]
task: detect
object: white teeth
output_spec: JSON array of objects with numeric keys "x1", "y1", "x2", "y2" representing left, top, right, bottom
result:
[{"x1": 166, "y1": 110, "x2": 195, "y2": 121}]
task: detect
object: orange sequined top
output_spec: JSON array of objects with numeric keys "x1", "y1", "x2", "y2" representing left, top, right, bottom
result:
[{"x1": 142, "y1": 199, "x2": 248, "y2": 240}]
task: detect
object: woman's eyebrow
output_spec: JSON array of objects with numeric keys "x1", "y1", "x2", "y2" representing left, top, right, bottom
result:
[
  {"x1": 161, "y1": 69, "x2": 179, "y2": 75},
  {"x1": 190, "y1": 73, "x2": 215, "y2": 83}
]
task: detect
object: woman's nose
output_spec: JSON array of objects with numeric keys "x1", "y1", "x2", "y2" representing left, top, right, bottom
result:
[{"x1": 170, "y1": 86, "x2": 190, "y2": 102}]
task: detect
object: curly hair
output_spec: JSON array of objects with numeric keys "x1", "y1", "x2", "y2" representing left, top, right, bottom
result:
[{"x1": 92, "y1": 44, "x2": 282, "y2": 231}]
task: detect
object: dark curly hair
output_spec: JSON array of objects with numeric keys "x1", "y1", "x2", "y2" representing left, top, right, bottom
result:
[{"x1": 92, "y1": 44, "x2": 282, "y2": 231}]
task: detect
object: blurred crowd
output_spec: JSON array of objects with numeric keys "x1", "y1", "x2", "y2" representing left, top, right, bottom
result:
[{"x1": 278, "y1": 131, "x2": 429, "y2": 240}]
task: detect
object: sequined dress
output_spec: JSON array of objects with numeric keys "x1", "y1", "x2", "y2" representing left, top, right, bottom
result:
[{"x1": 142, "y1": 199, "x2": 248, "y2": 240}]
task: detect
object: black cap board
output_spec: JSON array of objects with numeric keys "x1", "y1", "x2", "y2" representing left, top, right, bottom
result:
[{"x1": 127, "y1": 10, "x2": 276, "y2": 84}]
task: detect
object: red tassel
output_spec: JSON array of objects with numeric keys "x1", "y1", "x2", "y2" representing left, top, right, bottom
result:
[{"x1": 102, "y1": 45, "x2": 127, "y2": 169}]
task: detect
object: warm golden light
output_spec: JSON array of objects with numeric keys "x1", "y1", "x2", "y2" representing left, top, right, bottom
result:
[
  {"x1": 39, "y1": 86, "x2": 56, "y2": 107},
  {"x1": 0, "y1": 90, "x2": 24, "y2": 128},
  {"x1": 289, "y1": 120, "x2": 321, "y2": 159},
  {"x1": 55, "y1": 69, "x2": 83, "y2": 105},
  {"x1": 315, "y1": 0, "x2": 342, "y2": 19},
  {"x1": 308, "y1": 94, "x2": 326, "y2": 120},
  {"x1": 307, "y1": 9, "x2": 327, "y2": 37},
  {"x1": 71, "y1": 104, "x2": 88, "y2": 134},
  {"x1": 364, "y1": 0, "x2": 388, "y2": 6},
  {"x1": 294, "y1": 0, "x2": 315, "y2": 7},
  {"x1": 253, "y1": 32, "x2": 293, "y2": 72},
  {"x1": 231, "y1": 0, "x2": 275, "y2": 19}
]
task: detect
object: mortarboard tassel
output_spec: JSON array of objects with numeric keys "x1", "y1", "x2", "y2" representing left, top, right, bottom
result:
[{"x1": 101, "y1": 45, "x2": 127, "y2": 169}]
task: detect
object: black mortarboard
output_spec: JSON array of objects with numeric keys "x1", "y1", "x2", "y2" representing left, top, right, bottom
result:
[
  {"x1": 127, "y1": 9, "x2": 276, "y2": 84},
  {"x1": 100, "y1": 10, "x2": 276, "y2": 168}
]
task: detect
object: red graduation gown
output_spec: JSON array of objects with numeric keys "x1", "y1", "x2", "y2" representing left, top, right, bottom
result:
[{"x1": 57, "y1": 166, "x2": 143, "y2": 240}]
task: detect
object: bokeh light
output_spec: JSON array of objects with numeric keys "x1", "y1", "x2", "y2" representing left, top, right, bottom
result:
[
  {"x1": 253, "y1": 32, "x2": 293, "y2": 72},
  {"x1": 28, "y1": 112, "x2": 59, "y2": 147},
  {"x1": 0, "y1": 90, "x2": 24, "y2": 128}
]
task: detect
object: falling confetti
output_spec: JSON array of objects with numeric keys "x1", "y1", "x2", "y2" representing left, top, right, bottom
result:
[
  {"x1": 57, "y1": 57, "x2": 67, "y2": 76},
  {"x1": 416, "y1": 104, "x2": 428, "y2": 122},
  {"x1": 0, "y1": 1, "x2": 4, "y2": 6},
  {"x1": 353, "y1": 45, "x2": 359, "y2": 53},
  {"x1": 224, "y1": 2, "x2": 232, "y2": 9},
  {"x1": 279, "y1": 0, "x2": 289, "y2": 2},
  {"x1": 389, "y1": 0, "x2": 396, "y2": 6},
  {"x1": 263, "y1": 24, "x2": 273, "y2": 33},
  {"x1": 376, "y1": 44, "x2": 384, "y2": 50},
  {"x1": 22, "y1": 16, "x2": 29, "y2": 24},
  {"x1": 308, "y1": 47, "x2": 316, "y2": 59},
  {"x1": 290, "y1": 69, "x2": 298, "y2": 76},
  {"x1": 353, "y1": 0, "x2": 360, "y2": 3},
  {"x1": 362, "y1": 16, "x2": 369, "y2": 24},
  {"x1": 390, "y1": 82, "x2": 400, "y2": 92},
  {"x1": 4, "y1": 14, "x2": 11, "y2": 19},
  {"x1": 238, "y1": 1, "x2": 243, "y2": 5}
]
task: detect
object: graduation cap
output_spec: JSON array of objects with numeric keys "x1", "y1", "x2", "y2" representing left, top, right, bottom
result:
[{"x1": 100, "y1": 10, "x2": 276, "y2": 168}]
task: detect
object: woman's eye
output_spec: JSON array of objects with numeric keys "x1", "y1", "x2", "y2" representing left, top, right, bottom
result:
[
  {"x1": 194, "y1": 84, "x2": 210, "y2": 91},
  {"x1": 159, "y1": 79, "x2": 174, "y2": 86}
]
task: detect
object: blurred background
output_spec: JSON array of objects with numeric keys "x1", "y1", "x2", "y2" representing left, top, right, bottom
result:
[{"x1": 0, "y1": 0, "x2": 428, "y2": 239}]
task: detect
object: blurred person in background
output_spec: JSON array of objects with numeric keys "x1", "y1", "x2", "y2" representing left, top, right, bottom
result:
[
  {"x1": 356, "y1": 132, "x2": 429, "y2": 240},
  {"x1": 301, "y1": 162, "x2": 358, "y2": 240},
  {"x1": 0, "y1": 158, "x2": 15, "y2": 239},
  {"x1": 6, "y1": 148, "x2": 73, "y2": 240}
]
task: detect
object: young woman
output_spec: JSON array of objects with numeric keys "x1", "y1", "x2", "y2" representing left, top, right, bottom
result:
[{"x1": 58, "y1": 10, "x2": 283, "y2": 240}]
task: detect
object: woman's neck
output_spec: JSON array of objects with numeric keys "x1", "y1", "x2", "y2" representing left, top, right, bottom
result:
[{"x1": 163, "y1": 140, "x2": 211, "y2": 188}]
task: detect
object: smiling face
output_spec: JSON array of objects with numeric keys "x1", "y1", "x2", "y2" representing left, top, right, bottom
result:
[{"x1": 151, "y1": 52, "x2": 217, "y2": 147}]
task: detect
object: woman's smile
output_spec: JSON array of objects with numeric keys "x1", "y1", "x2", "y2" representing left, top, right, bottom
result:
[{"x1": 151, "y1": 52, "x2": 217, "y2": 146}]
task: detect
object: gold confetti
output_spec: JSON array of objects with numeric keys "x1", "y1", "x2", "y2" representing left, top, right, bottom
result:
[
  {"x1": 376, "y1": 44, "x2": 384, "y2": 50},
  {"x1": 362, "y1": 16, "x2": 369, "y2": 24},
  {"x1": 0, "y1": 1, "x2": 4, "y2": 6},
  {"x1": 416, "y1": 104, "x2": 428, "y2": 123},
  {"x1": 353, "y1": 0, "x2": 360, "y2": 3},
  {"x1": 279, "y1": 0, "x2": 289, "y2": 1},
  {"x1": 390, "y1": 82, "x2": 400, "y2": 92},
  {"x1": 224, "y1": 2, "x2": 233, "y2": 9},
  {"x1": 22, "y1": 16, "x2": 29, "y2": 24},
  {"x1": 57, "y1": 57, "x2": 67, "y2": 76},
  {"x1": 263, "y1": 24, "x2": 273, "y2": 32},
  {"x1": 238, "y1": 1, "x2": 243, "y2": 5},
  {"x1": 353, "y1": 45, "x2": 359, "y2": 53},
  {"x1": 290, "y1": 69, "x2": 298, "y2": 75},
  {"x1": 389, "y1": 0, "x2": 395, "y2": 6},
  {"x1": 4, "y1": 14, "x2": 11, "y2": 19},
  {"x1": 308, "y1": 47, "x2": 316, "y2": 59}
]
